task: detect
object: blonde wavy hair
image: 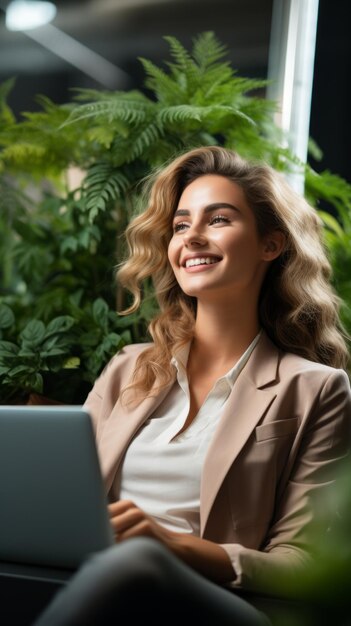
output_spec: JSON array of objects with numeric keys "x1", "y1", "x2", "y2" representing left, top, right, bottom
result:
[{"x1": 117, "y1": 146, "x2": 349, "y2": 398}]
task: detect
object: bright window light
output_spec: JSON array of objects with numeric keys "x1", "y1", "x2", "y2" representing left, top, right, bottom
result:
[{"x1": 6, "y1": 0, "x2": 57, "y2": 31}]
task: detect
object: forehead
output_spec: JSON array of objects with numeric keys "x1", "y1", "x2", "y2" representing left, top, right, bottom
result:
[{"x1": 176, "y1": 174, "x2": 249, "y2": 212}]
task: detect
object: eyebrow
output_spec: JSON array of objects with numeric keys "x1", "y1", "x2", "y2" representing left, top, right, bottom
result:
[{"x1": 173, "y1": 202, "x2": 240, "y2": 218}]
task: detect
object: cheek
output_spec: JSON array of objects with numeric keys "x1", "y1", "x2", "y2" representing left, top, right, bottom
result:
[
  {"x1": 219, "y1": 229, "x2": 260, "y2": 253},
  {"x1": 168, "y1": 237, "x2": 179, "y2": 263},
  {"x1": 167, "y1": 241, "x2": 176, "y2": 271}
]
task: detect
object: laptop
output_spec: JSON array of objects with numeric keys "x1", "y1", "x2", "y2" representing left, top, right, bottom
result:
[{"x1": 0, "y1": 406, "x2": 114, "y2": 572}]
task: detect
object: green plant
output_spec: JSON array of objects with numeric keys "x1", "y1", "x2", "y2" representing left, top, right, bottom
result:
[
  {"x1": 0, "y1": 32, "x2": 350, "y2": 403},
  {"x1": 0, "y1": 306, "x2": 76, "y2": 401},
  {"x1": 306, "y1": 170, "x2": 351, "y2": 332}
]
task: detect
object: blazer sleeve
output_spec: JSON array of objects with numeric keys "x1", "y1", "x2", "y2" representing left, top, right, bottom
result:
[
  {"x1": 221, "y1": 368, "x2": 351, "y2": 597},
  {"x1": 83, "y1": 355, "x2": 118, "y2": 435},
  {"x1": 83, "y1": 343, "x2": 151, "y2": 437}
]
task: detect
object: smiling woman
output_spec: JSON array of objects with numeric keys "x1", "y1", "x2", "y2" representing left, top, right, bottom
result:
[
  {"x1": 117, "y1": 145, "x2": 349, "y2": 400},
  {"x1": 33, "y1": 146, "x2": 351, "y2": 626}
]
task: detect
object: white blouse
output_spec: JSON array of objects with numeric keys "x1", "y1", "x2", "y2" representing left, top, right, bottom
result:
[{"x1": 115, "y1": 333, "x2": 261, "y2": 535}]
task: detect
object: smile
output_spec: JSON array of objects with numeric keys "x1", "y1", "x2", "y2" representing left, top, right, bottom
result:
[{"x1": 185, "y1": 257, "x2": 221, "y2": 268}]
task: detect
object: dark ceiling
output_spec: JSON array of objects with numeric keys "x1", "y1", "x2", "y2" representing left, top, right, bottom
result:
[
  {"x1": 0, "y1": 0, "x2": 274, "y2": 111},
  {"x1": 0, "y1": 0, "x2": 349, "y2": 183}
]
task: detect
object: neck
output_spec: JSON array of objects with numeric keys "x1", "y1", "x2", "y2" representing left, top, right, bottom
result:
[{"x1": 192, "y1": 298, "x2": 261, "y2": 364}]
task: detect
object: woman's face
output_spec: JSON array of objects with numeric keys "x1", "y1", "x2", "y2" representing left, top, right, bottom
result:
[{"x1": 168, "y1": 174, "x2": 278, "y2": 303}]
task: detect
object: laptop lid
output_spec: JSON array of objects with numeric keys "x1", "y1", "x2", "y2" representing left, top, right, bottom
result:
[{"x1": 0, "y1": 406, "x2": 114, "y2": 570}]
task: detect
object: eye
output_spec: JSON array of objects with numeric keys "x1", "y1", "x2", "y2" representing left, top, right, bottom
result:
[
  {"x1": 173, "y1": 221, "x2": 189, "y2": 233},
  {"x1": 209, "y1": 214, "x2": 230, "y2": 225}
]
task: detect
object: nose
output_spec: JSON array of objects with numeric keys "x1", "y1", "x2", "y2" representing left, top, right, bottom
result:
[{"x1": 183, "y1": 223, "x2": 207, "y2": 247}]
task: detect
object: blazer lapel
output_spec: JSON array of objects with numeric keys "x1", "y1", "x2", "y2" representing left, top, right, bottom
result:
[
  {"x1": 99, "y1": 379, "x2": 175, "y2": 493},
  {"x1": 200, "y1": 332, "x2": 280, "y2": 534}
]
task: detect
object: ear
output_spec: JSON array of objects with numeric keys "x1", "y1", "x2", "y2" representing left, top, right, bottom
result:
[{"x1": 261, "y1": 230, "x2": 286, "y2": 261}]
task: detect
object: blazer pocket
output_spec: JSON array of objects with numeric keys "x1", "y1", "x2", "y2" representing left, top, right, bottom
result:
[{"x1": 255, "y1": 417, "x2": 299, "y2": 442}]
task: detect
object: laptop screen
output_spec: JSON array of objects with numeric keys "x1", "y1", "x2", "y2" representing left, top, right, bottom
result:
[{"x1": 0, "y1": 406, "x2": 114, "y2": 569}]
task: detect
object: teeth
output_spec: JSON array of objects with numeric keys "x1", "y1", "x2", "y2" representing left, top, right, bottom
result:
[{"x1": 185, "y1": 257, "x2": 219, "y2": 268}]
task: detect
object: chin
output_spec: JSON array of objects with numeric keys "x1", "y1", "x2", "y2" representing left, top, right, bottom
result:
[{"x1": 180, "y1": 285, "x2": 214, "y2": 298}]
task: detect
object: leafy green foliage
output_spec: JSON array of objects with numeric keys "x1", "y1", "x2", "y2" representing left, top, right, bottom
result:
[
  {"x1": 304, "y1": 169, "x2": 351, "y2": 337},
  {"x1": 0, "y1": 171, "x2": 146, "y2": 402},
  {"x1": 0, "y1": 309, "x2": 76, "y2": 401},
  {"x1": 0, "y1": 31, "x2": 350, "y2": 402},
  {"x1": 320, "y1": 215, "x2": 351, "y2": 330},
  {"x1": 82, "y1": 163, "x2": 132, "y2": 222},
  {"x1": 0, "y1": 297, "x2": 134, "y2": 403}
]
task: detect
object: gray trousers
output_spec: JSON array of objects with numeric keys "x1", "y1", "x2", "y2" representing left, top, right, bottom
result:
[{"x1": 32, "y1": 537, "x2": 271, "y2": 626}]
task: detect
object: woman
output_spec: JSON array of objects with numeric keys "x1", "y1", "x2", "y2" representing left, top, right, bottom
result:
[{"x1": 34, "y1": 146, "x2": 351, "y2": 625}]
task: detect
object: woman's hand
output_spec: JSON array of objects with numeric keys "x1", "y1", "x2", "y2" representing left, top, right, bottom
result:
[
  {"x1": 107, "y1": 499, "x2": 235, "y2": 584},
  {"x1": 108, "y1": 499, "x2": 177, "y2": 546}
]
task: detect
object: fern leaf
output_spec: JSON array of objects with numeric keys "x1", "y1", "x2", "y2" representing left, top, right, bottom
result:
[
  {"x1": 319, "y1": 210, "x2": 345, "y2": 237},
  {"x1": 83, "y1": 163, "x2": 131, "y2": 222},
  {"x1": 86, "y1": 126, "x2": 117, "y2": 148},
  {"x1": 60, "y1": 99, "x2": 149, "y2": 128},
  {"x1": 2, "y1": 143, "x2": 46, "y2": 162},
  {"x1": 139, "y1": 57, "x2": 181, "y2": 103},
  {"x1": 305, "y1": 168, "x2": 351, "y2": 216},
  {"x1": 158, "y1": 104, "x2": 255, "y2": 128},
  {"x1": 192, "y1": 31, "x2": 228, "y2": 71},
  {"x1": 158, "y1": 105, "x2": 203, "y2": 124},
  {"x1": 163, "y1": 35, "x2": 194, "y2": 73},
  {"x1": 164, "y1": 35, "x2": 199, "y2": 92},
  {"x1": 127, "y1": 122, "x2": 163, "y2": 162}
]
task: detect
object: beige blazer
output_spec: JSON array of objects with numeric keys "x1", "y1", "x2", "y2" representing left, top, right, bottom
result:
[{"x1": 84, "y1": 332, "x2": 351, "y2": 596}]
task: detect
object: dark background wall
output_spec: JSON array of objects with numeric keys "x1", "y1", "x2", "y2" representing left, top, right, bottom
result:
[{"x1": 309, "y1": 0, "x2": 350, "y2": 183}]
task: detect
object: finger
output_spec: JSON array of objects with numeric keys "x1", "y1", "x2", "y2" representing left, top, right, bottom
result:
[
  {"x1": 110, "y1": 507, "x2": 145, "y2": 534},
  {"x1": 115, "y1": 519, "x2": 154, "y2": 543},
  {"x1": 108, "y1": 499, "x2": 136, "y2": 517}
]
